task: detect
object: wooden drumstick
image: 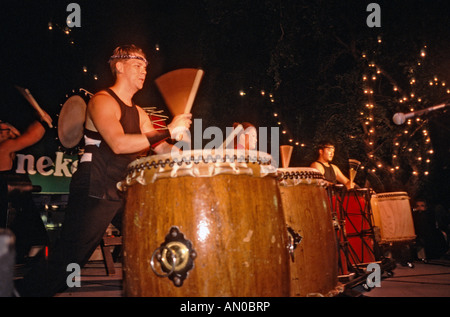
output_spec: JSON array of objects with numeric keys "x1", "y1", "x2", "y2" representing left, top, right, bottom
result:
[
  {"x1": 184, "y1": 69, "x2": 204, "y2": 114},
  {"x1": 15, "y1": 86, "x2": 53, "y2": 128},
  {"x1": 221, "y1": 124, "x2": 243, "y2": 149},
  {"x1": 175, "y1": 69, "x2": 203, "y2": 141}
]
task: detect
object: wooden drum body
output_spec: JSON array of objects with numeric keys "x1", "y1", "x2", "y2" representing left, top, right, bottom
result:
[
  {"x1": 120, "y1": 150, "x2": 290, "y2": 297},
  {"x1": 277, "y1": 168, "x2": 341, "y2": 297},
  {"x1": 371, "y1": 191, "x2": 416, "y2": 244}
]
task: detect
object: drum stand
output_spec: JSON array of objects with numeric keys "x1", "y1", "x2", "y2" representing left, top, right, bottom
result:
[
  {"x1": 327, "y1": 186, "x2": 395, "y2": 292},
  {"x1": 342, "y1": 188, "x2": 379, "y2": 270},
  {"x1": 327, "y1": 185, "x2": 353, "y2": 276}
]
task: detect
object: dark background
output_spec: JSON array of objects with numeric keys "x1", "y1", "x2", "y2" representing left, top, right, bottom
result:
[{"x1": 1, "y1": 0, "x2": 449, "y2": 206}]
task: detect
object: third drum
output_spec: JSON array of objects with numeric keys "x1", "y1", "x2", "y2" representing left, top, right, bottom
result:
[{"x1": 277, "y1": 167, "x2": 343, "y2": 297}]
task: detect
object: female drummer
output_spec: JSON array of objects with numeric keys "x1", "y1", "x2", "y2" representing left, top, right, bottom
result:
[{"x1": 233, "y1": 122, "x2": 257, "y2": 151}]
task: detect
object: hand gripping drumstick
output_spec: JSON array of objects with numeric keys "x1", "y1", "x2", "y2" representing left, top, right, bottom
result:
[
  {"x1": 174, "y1": 70, "x2": 204, "y2": 141},
  {"x1": 15, "y1": 86, "x2": 53, "y2": 128}
]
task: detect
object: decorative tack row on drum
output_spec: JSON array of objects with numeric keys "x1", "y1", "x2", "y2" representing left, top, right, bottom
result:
[
  {"x1": 118, "y1": 150, "x2": 278, "y2": 190},
  {"x1": 277, "y1": 167, "x2": 327, "y2": 187},
  {"x1": 277, "y1": 169, "x2": 325, "y2": 180},
  {"x1": 127, "y1": 153, "x2": 274, "y2": 173}
]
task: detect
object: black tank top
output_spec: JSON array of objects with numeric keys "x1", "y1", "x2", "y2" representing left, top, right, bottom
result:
[
  {"x1": 316, "y1": 161, "x2": 337, "y2": 184},
  {"x1": 84, "y1": 88, "x2": 143, "y2": 200}
]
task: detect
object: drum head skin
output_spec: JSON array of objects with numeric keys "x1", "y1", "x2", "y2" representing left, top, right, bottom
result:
[{"x1": 58, "y1": 95, "x2": 87, "y2": 148}]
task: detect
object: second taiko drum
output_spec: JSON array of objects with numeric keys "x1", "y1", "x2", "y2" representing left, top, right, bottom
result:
[{"x1": 278, "y1": 168, "x2": 342, "y2": 297}]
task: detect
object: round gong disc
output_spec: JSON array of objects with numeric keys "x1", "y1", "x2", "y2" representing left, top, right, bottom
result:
[{"x1": 57, "y1": 95, "x2": 87, "y2": 149}]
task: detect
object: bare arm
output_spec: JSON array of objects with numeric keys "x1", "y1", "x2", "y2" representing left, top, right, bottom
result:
[
  {"x1": 86, "y1": 93, "x2": 151, "y2": 154},
  {"x1": 137, "y1": 106, "x2": 175, "y2": 154},
  {"x1": 310, "y1": 161, "x2": 334, "y2": 186},
  {"x1": 332, "y1": 165, "x2": 353, "y2": 189},
  {"x1": 0, "y1": 121, "x2": 45, "y2": 153},
  {"x1": 86, "y1": 93, "x2": 192, "y2": 154},
  {"x1": 310, "y1": 161, "x2": 324, "y2": 173},
  {"x1": 0, "y1": 121, "x2": 46, "y2": 171}
]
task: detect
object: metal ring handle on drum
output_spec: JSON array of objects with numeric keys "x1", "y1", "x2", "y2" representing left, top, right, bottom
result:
[{"x1": 150, "y1": 245, "x2": 176, "y2": 278}]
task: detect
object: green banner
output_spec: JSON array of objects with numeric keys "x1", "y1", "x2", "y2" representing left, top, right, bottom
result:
[{"x1": 14, "y1": 151, "x2": 78, "y2": 194}]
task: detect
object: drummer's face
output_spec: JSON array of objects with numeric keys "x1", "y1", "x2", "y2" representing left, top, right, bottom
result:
[
  {"x1": 122, "y1": 54, "x2": 148, "y2": 90},
  {"x1": 0, "y1": 125, "x2": 14, "y2": 142},
  {"x1": 245, "y1": 127, "x2": 257, "y2": 150},
  {"x1": 0, "y1": 128, "x2": 9, "y2": 142},
  {"x1": 321, "y1": 146, "x2": 335, "y2": 162}
]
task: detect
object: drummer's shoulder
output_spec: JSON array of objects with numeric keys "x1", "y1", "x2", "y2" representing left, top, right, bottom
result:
[
  {"x1": 89, "y1": 91, "x2": 116, "y2": 104},
  {"x1": 92, "y1": 90, "x2": 111, "y2": 99},
  {"x1": 330, "y1": 164, "x2": 343, "y2": 174}
]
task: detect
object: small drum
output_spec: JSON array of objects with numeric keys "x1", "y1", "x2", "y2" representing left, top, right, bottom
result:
[
  {"x1": 277, "y1": 168, "x2": 342, "y2": 297},
  {"x1": 371, "y1": 191, "x2": 416, "y2": 244},
  {"x1": 120, "y1": 150, "x2": 290, "y2": 297},
  {"x1": 57, "y1": 89, "x2": 92, "y2": 150}
]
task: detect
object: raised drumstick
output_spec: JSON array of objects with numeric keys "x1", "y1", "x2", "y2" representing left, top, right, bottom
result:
[
  {"x1": 15, "y1": 86, "x2": 53, "y2": 128},
  {"x1": 184, "y1": 69, "x2": 204, "y2": 114},
  {"x1": 177, "y1": 69, "x2": 203, "y2": 141}
]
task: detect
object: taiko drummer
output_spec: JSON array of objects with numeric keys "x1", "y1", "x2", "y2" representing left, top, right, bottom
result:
[
  {"x1": 16, "y1": 44, "x2": 192, "y2": 297},
  {"x1": 310, "y1": 140, "x2": 356, "y2": 190}
]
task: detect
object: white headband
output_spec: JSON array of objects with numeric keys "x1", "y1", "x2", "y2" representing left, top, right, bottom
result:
[{"x1": 109, "y1": 54, "x2": 148, "y2": 66}]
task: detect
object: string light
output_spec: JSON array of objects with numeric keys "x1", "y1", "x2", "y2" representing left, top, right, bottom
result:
[
  {"x1": 46, "y1": 19, "x2": 103, "y2": 82},
  {"x1": 360, "y1": 38, "x2": 440, "y2": 181},
  {"x1": 234, "y1": 87, "x2": 309, "y2": 149}
]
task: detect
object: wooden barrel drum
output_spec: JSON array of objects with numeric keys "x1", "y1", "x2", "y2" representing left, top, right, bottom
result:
[
  {"x1": 371, "y1": 191, "x2": 416, "y2": 244},
  {"x1": 119, "y1": 150, "x2": 290, "y2": 297},
  {"x1": 277, "y1": 168, "x2": 342, "y2": 297}
]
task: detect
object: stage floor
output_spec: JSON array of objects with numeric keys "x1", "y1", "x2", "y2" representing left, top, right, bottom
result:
[{"x1": 51, "y1": 257, "x2": 450, "y2": 298}]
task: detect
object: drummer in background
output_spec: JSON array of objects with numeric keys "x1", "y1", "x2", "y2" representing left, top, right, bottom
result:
[
  {"x1": 16, "y1": 44, "x2": 192, "y2": 297},
  {"x1": 310, "y1": 140, "x2": 355, "y2": 190},
  {"x1": 0, "y1": 118, "x2": 52, "y2": 173},
  {"x1": 0, "y1": 115, "x2": 52, "y2": 262},
  {"x1": 233, "y1": 122, "x2": 257, "y2": 150},
  {"x1": 412, "y1": 198, "x2": 448, "y2": 260}
]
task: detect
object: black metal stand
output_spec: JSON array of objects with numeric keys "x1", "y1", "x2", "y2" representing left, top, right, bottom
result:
[{"x1": 326, "y1": 185, "x2": 396, "y2": 293}]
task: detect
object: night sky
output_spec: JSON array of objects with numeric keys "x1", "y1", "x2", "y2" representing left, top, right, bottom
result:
[{"x1": 2, "y1": 1, "x2": 450, "y2": 204}]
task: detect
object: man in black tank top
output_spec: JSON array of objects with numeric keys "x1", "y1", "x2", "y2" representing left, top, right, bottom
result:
[
  {"x1": 16, "y1": 45, "x2": 192, "y2": 296},
  {"x1": 310, "y1": 140, "x2": 354, "y2": 190}
]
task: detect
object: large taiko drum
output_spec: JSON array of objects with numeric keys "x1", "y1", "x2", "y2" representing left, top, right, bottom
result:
[
  {"x1": 119, "y1": 150, "x2": 290, "y2": 297},
  {"x1": 371, "y1": 192, "x2": 416, "y2": 244},
  {"x1": 277, "y1": 168, "x2": 342, "y2": 297}
]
